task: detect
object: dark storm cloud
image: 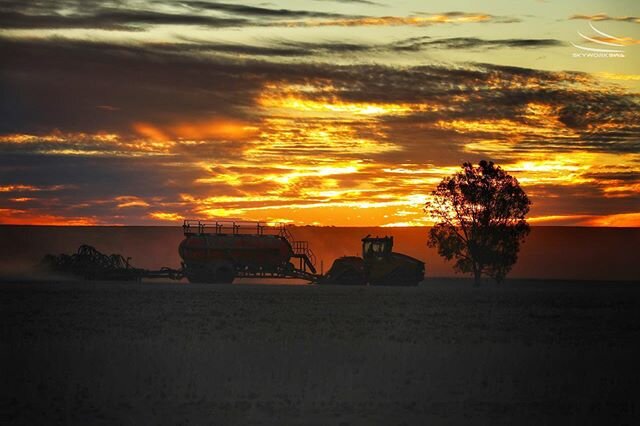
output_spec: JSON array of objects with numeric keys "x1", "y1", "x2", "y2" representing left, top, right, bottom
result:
[
  {"x1": 188, "y1": 36, "x2": 562, "y2": 57},
  {"x1": 0, "y1": 151, "x2": 248, "y2": 201},
  {"x1": 0, "y1": 10, "x2": 248, "y2": 31},
  {"x1": 0, "y1": 154, "x2": 172, "y2": 197},
  {"x1": 180, "y1": 1, "x2": 350, "y2": 18},
  {"x1": 0, "y1": 153, "x2": 226, "y2": 223},
  {"x1": 505, "y1": 135, "x2": 640, "y2": 154},
  {"x1": 521, "y1": 183, "x2": 640, "y2": 216},
  {"x1": 0, "y1": 37, "x2": 267, "y2": 133},
  {"x1": 582, "y1": 171, "x2": 640, "y2": 182},
  {"x1": 264, "y1": 40, "x2": 374, "y2": 54},
  {"x1": 159, "y1": 35, "x2": 560, "y2": 59},
  {"x1": 0, "y1": 0, "x2": 359, "y2": 31},
  {"x1": 1, "y1": 36, "x2": 638, "y2": 157},
  {"x1": 0, "y1": 0, "x2": 130, "y2": 12},
  {"x1": 0, "y1": 1, "x2": 519, "y2": 30},
  {"x1": 133, "y1": 35, "x2": 376, "y2": 57},
  {"x1": 151, "y1": 40, "x2": 313, "y2": 57},
  {"x1": 391, "y1": 36, "x2": 562, "y2": 51},
  {"x1": 168, "y1": 38, "x2": 375, "y2": 56},
  {"x1": 311, "y1": 0, "x2": 384, "y2": 5}
]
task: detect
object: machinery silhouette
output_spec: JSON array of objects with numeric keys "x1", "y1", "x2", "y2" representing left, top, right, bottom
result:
[
  {"x1": 41, "y1": 220, "x2": 425, "y2": 286},
  {"x1": 319, "y1": 235, "x2": 424, "y2": 286},
  {"x1": 40, "y1": 244, "x2": 181, "y2": 281},
  {"x1": 179, "y1": 220, "x2": 317, "y2": 283}
]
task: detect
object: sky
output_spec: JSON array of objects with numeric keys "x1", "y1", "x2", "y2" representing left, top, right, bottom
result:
[{"x1": 0, "y1": 0, "x2": 639, "y2": 227}]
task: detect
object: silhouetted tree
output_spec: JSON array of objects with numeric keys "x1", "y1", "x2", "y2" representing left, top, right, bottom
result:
[{"x1": 425, "y1": 161, "x2": 530, "y2": 286}]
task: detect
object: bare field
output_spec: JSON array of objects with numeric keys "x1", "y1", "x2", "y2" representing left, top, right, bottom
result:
[{"x1": 1, "y1": 279, "x2": 639, "y2": 425}]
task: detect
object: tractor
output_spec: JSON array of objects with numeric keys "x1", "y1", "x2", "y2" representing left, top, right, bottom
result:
[{"x1": 319, "y1": 235, "x2": 425, "y2": 286}]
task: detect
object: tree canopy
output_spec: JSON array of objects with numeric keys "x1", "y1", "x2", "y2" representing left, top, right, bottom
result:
[{"x1": 425, "y1": 161, "x2": 531, "y2": 285}]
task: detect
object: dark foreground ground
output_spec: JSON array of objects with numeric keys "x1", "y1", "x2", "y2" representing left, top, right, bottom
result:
[{"x1": 1, "y1": 279, "x2": 639, "y2": 425}]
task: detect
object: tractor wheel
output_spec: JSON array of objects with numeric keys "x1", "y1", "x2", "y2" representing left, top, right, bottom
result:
[
  {"x1": 185, "y1": 261, "x2": 236, "y2": 284},
  {"x1": 334, "y1": 268, "x2": 366, "y2": 285},
  {"x1": 371, "y1": 266, "x2": 421, "y2": 286},
  {"x1": 185, "y1": 263, "x2": 210, "y2": 283},
  {"x1": 215, "y1": 262, "x2": 236, "y2": 284},
  {"x1": 320, "y1": 257, "x2": 366, "y2": 285}
]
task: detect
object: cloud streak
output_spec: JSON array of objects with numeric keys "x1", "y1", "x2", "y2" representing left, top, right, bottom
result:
[
  {"x1": 570, "y1": 14, "x2": 640, "y2": 24},
  {"x1": 0, "y1": 10, "x2": 248, "y2": 31},
  {"x1": 280, "y1": 12, "x2": 507, "y2": 27},
  {"x1": 391, "y1": 36, "x2": 561, "y2": 51},
  {"x1": 180, "y1": 1, "x2": 349, "y2": 18},
  {"x1": 0, "y1": 1, "x2": 518, "y2": 30}
]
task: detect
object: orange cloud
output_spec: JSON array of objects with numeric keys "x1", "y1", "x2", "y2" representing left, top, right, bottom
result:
[
  {"x1": 115, "y1": 196, "x2": 150, "y2": 208},
  {"x1": 258, "y1": 87, "x2": 436, "y2": 118},
  {"x1": 1, "y1": 68, "x2": 637, "y2": 228},
  {"x1": 592, "y1": 36, "x2": 640, "y2": 46},
  {"x1": 0, "y1": 132, "x2": 119, "y2": 144},
  {"x1": 570, "y1": 14, "x2": 640, "y2": 24},
  {"x1": 286, "y1": 13, "x2": 494, "y2": 27},
  {"x1": 149, "y1": 212, "x2": 183, "y2": 221},
  {"x1": 0, "y1": 184, "x2": 68, "y2": 192},
  {"x1": 132, "y1": 119, "x2": 258, "y2": 141},
  {"x1": 528, "y1": 214, "x2": 593, "y2": 224},
  {"x1": 132, "y1": 122, "x2": 168, "y2": 141},
  {"x1": 0, "y1": 185, "x2": 40, "y2": 192}
]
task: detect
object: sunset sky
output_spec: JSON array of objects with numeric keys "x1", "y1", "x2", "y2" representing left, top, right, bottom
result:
[{"x1": 1, "y1": 0, "x2": 639, "y2": 226}]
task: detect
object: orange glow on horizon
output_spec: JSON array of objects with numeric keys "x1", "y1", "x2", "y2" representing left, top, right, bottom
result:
[
  {"x1": 582, "y1": 213, "x2": 640, "y2": 227},
  {"x1": 529, "y1": 213, "x2": 640, "y2": 227},
  {"x1": 0, "y1": 208, "x2": 98, "y2": 226}
]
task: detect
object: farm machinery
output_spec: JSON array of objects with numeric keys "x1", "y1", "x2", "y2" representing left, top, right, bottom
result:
[
  {"x1": 41, "y1": 220, "x2": 425, "y2": 286},
  {"x1": 179, "y1": 220, "x2": 317, "y2": 283},
  {"x1": 318, "y1": 235, "x2": 425, "y2": 286},
  {"x1": 40, "y1": 244, "x2": 181, "y2": 281}
]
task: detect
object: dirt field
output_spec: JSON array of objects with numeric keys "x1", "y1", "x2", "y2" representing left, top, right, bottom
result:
[{"x1": 1, "y1": 279, "x2": 639, "y2": 425}]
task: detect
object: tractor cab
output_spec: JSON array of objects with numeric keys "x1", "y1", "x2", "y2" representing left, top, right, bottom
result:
[{"x1": 362, "y1": 235, "x2": 393, "y2": 259}]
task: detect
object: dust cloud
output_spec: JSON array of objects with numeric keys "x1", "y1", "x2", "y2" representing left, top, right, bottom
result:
[{"x1": 0, "y1": 225, "x2": 638, "y2": 281}]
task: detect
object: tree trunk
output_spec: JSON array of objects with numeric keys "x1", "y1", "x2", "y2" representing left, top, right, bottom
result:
[{"x1": 473, "y1": 264, "x2": 481, "y2": 287}]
